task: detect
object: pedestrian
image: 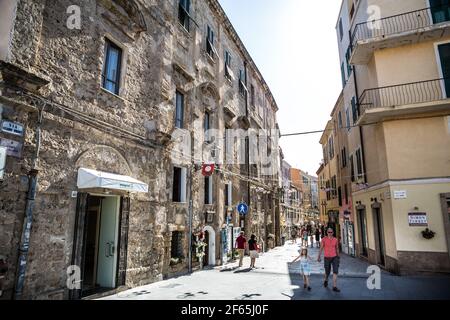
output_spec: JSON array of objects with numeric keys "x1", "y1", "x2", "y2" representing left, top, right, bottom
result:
[
  {"x1": 248, "y1": 234, "x2": 259, "y2": 269},
  {"x1": 302, "y1": 228, "x2": 308, "y2": 247},
  {"x1": 291, "y1": 228, "x2": 297, "y2": 244},
  {"x1": 317, "y1": 228, "x2": 341, "y2": 292},
  {"x1": 309, "y1": 228, "x2": 314, "y2": 248},
  {"x1": 315, "y1": 228, "x2": 321, "y2": 248},
  {"x1": 235, "y1": 231, "x2": 247, "y2": 268},
  {"x1": 320, "y1": 224, "x2": 325, "y2": 239},
  {"x1": 292, "y1": 246, "x2": 312, "y2": 291}
]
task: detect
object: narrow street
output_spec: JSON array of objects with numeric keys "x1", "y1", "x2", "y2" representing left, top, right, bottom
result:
[{"x1": 101, "y1": 242, "x2": 450, "y2": 300}]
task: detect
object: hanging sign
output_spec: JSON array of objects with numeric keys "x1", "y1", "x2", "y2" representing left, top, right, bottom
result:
[
  {"x1": 1, "y1": 120, "x2": 24, "y2": 136},
  {"x1": 408, "y1": 212, "x2": 428, "y2": 227},
  {"x1": 202, "y1": 163, "x2": 215, "y2": 176}
]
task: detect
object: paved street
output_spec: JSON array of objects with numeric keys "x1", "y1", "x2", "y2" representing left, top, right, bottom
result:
[{"x1": 101, "y1": 241, "x2": 450, "y2": 300}]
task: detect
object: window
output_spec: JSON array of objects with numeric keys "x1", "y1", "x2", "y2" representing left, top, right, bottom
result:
[
  {"x1": 204, "y1": 112, "x2": 210, "y2": 142},
  {"x1": 171, "y1": 231, "x2": 184, "y2": 258},
  {"x1": 173, "y1": 167, "x2": 187, "y2": 202},
  {"x1": 338, "y1": 186, "x2": 342, "y2": 206},
  {"x1": 350, "y1": 154, "x2": 355, "y2": 182},
  {"x1": 339, "y1": 18, "x2": 344, "y2": 41},
  {"x1": 224, "y1": 51, "x2": 233, "y2": 80},
  {"x1": 175, "y1": 91, "x2": 184, "y2": 128},
  {"x1": 102, "y1": 39, "x2": 122, "y2": 95},
  {"x1": 341, "y1": 147, "x2": 347, "y2": 168},
  {"x1": 326, "y1": 180, "x2": 331, "y2": 201},
  {"x1": 250, "y1": 85, "x2": 255, "y2": 107},
  {"x1": 331, "y1": 176, "x2": 337, "y2": 198},
  {"x1": 356, "y1": 148, "x2": 363, "y2": 178},
  {"x1": 351, "y1": 96, "x2": 358, "y2": 124},
  {"x1": 328, "y1": 136, "x2": 334, "y2": 160},
  {"x1": 344, "y1": 184, "x2": 348, "y2": 204},
  {"x1": 346, "y1": 47, "x2": 352, "y2": 77},
  {"x1": 345, "y1": 107, "x2": 351, "y2": 131},
  {"x1": 206, "y1": 25, "x2": 217, "y2": 58},
  {"x1": 349, "y1": 3, "x2": 355, "y2": 20},
  {"x1": 341, "y1": 62, "x2": 346, "y2": 88},
  {"x1": 430, "y1": 0, "x2": 450, "y2": 23},
  {"x1": 323, "y1": 146, "x2": 328, "y2": 165},
  {"x1": 225, "y1": 183, "x2": 232, "y2": 206},
  {"x1": 178, "y1": 0, "x2": 190, "y2": 31},
  {"x1": 239, "y1": 69, "x2": 247, "y2": 97},
  {"x1": 204, "y1": 176, "x2": 213, "y2": 204},
  {"x1": 338, "y1": 111, "x2": 343, "y2": 129}
]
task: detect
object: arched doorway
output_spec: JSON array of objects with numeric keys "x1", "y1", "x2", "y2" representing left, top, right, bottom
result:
[{"x1": 203, "y1": 226, "x2": 216, "y2": 266}]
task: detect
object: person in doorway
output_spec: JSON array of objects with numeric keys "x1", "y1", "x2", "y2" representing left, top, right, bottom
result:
[
  {"x1": 315, "y1": 228, "x2": 321, "y2": 248},
  {"x1": 235, "y1": 231, "x2": 247, "y2": 268},
  {"x1": 248, "y1": 234, "x2": 259, "y2": 269},
  {"x1": 317, "y1": 228, "x2": 340, "y2": 292},
  {"x1": 291, "y1": 247, "x2": 312, "y2": 291}
]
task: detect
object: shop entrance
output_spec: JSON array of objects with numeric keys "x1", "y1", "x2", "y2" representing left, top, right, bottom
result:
[
  {"x1": 70, "y1": 193, "x2": 130, "y2": 299},
  {"x1": 203, "y1": 230, "x2": 209, "y2": 267},
  {"x1": 81, "y1": 195, "x2": 120, "y2": 296},
  {"x1": 357, "y1": 208, "x2": 369, "y2": 258}
]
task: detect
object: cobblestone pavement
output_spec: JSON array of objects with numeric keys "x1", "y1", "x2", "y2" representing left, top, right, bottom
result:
[{"x1": 101, "y1": 242, "x2": 450, "y2": 300}]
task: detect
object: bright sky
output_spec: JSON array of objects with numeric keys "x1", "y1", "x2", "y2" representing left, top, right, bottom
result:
[{"x1": 218, "y1": 0, "x2": 343, "y2": 176}]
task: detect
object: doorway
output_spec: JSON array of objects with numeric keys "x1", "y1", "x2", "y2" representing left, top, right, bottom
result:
[
  {"x1": 372, "y1": 205, "x2": 386, "y2": 267},
  {"x1": 203, "y1": 230, "x2": 209, "y2": 267},
  {"x1": 357, "y1": 208, "x2": 369, "y2": 258},
  {"x1": 80, "y1": 195, "x2": 120, "y2": 297},
  {"x1": 437, "y1": 42, "x2": 450, "y2": 97}
]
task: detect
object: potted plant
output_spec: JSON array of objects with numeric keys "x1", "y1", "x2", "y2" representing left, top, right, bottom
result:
[{"x1": 421, "y1": 228, "x2": 436, "y2": 239}]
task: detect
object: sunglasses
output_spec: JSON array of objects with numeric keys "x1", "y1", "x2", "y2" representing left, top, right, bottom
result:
[{"x1": 327, "y1": 231, "x2": 333, "y2": 234}]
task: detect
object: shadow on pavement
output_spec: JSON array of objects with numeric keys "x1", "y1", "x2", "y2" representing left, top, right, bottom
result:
[{"x1": 234, "y1": 268, "x2": 253, "y2": 273}]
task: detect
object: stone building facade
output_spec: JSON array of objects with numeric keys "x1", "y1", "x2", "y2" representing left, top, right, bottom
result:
[{"x1": 0, "y1": 0, "x2": 280, "y2": 299}]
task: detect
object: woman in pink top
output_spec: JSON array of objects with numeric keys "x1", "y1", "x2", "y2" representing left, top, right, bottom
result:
[{"x1": 317, "y1": 228, "x2": 340, "y2": 292}]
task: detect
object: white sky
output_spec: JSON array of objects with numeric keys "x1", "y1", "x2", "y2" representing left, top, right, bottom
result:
[{"x1": 218, "y1": 0, "x2": 343, "y2": 176}]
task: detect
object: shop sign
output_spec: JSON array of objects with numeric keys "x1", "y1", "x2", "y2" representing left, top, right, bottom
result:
[
  {"x1": 1, "y1": 120, "x2": 24, "y2": 136},
  {"x1": 0, "y1": 138, "x2": 22, "y2": 158},
  {"x1": 408, "y1": 212, "x2": 428, "y2": 227}
]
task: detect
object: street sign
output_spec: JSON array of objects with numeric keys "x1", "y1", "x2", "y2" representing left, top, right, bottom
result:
[
  {"x1": 408, "y1": 212, "x2": 428, "y2": 226},
  {"x1": 1, "y1": 120, "x2": 24, "y2": 136},
  {"x1": 237, "y1": 203, "x2": 248, "y2": 215}
]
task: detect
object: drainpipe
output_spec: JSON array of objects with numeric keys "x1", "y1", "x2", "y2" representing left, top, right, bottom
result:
[
  {"x1": 14, "y1": 105, "x2": 45, "y2": 299},
  {"x1": 244, "y1": 61, "x2": 250, "y2": 236},
  {"x1": 188, "y1": 134, "x2": 194, "y2": 274}
]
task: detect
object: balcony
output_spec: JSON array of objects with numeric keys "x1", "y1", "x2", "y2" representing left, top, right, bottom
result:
[
  {"x1": 350, "y1": 5, "x2": 450, "y2": 64},
  {"x1": 357, "y1": 78, "x2": 450, "y2": 124}
]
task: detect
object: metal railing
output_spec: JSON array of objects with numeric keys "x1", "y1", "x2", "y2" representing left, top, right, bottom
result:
[
  {"x1": 358, "y1": 78, "x2": 449, "y2": 115},
  {"x1": 351, "y1": 5, "x2": 450, "y2": 49}
]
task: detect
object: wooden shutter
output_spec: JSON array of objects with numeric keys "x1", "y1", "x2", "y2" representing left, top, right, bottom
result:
[
  {"x1": 69, "y1": 193, "x2": 88, "y2": 300},
  {"x1": 117, "y1": 197, "x2": 130, "y2": 287}
]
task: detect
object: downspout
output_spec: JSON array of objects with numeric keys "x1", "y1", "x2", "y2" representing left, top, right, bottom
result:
[
  {"x1": 14, "y1": 105, "x2": 45, "y2": 299},
  {"x1": 244, "y1": 61, "x2": 250, "y2": 235}
]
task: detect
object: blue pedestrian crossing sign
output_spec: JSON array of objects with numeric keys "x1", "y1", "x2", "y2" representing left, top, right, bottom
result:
[{"x1": 237, "y1": 203, "x2": 249, "y2": 215}]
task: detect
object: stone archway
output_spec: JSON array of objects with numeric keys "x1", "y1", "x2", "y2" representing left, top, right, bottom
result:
[
  {"x1": 75, "y1": 145, "x2": 132, "y2": 176},
  {"x1": 203, "y1": 225, "x2": 216, "y2": 266}
]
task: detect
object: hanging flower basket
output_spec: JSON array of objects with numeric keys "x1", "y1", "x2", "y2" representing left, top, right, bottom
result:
[{"x1": 421, "y1": 228, "x2": 436, "y2": 239}]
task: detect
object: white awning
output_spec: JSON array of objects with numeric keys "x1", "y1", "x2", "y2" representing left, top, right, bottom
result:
[{"x1": 77, "y1": 168, "x2": 148, "y2": 193}]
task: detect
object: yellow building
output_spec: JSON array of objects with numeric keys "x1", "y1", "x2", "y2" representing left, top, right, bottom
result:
[
  {"x1": 317, "y1": 120, "x2": 342, "y2": 241},
  {"x1": 331, "y1": 0, "x2": 450, "y2": 274}
]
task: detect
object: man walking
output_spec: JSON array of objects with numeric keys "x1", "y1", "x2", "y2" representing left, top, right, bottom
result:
[
  {"x1": 235, "y1": 231, "x2": 247, "y2": 267},
  {"x1": 317, "y1": 228, "x2": 340, "y2": 292}
]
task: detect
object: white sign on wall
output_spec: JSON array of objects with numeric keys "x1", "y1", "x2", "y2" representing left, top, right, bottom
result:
[
  {"x1": 0, "y1": 146, "x2": 6, "y2": 180},
  {"x1": 1, "y1": 120, "x2": 24, "y2": 136},
  {"x1": 393, "y1": 190, "x2": 407, "y2": 199},
  {"x1": 408, "y1": 212, "x2": 428, "y2": 227}
]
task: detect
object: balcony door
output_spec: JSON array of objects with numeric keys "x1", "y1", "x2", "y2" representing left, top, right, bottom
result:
[
  {"x1": 437, "y1": 42, "x2": 450, "y2": 97},
  {"x1": 430, "y1": 0, "x2": 450, "y2": 23}
]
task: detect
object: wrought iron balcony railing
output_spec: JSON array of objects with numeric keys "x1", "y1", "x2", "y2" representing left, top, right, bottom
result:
[
  {"x1": 358, "y1": 78, "x2": 449, "y2": 116},
  {"x1": 351, "y1": 5, "x2": 450, "y2": 50}
]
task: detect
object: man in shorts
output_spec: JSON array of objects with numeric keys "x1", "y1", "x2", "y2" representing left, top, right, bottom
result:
[
  {"x1": 317, "y1": 228, "x2": 340, "y2": 292},
  {"x1": 235, "y1": 231, "x2": 247, "y2": 267}
]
